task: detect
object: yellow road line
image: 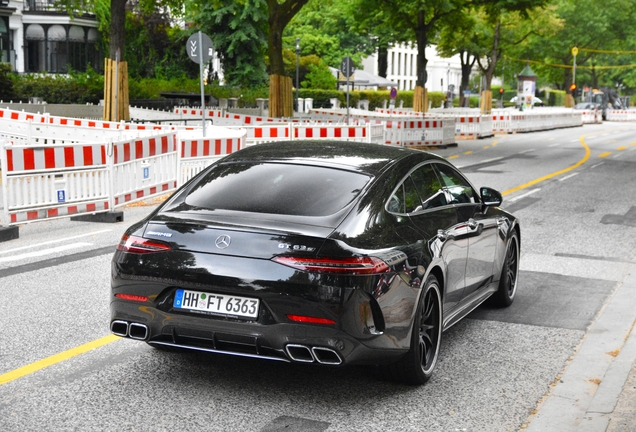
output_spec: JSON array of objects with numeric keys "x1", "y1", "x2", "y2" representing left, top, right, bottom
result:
[
  {"x1": 617, "y1": 146, "x2": 627, "y2": 151},
  {"x1": 465, "y1": 151, "x2": 473, "y2": 155},
  {"x1": 0, "y1": 334, "x2": 120, "y2": 386},
  {"x1": 598, "y1": 152, "x2": 612, "y2": 158},
  {"x1": 503, "y1": 135, "x2": 590, "y2": 196},
  {"x1": 0, "y1": 132, "x2": 600, "y2": 386},
  {"x1": 484, "y1": 145, "x2": 490, "y2": 149}
]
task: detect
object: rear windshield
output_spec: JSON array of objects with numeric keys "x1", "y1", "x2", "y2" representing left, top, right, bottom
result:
[{"x1": 185, "y1": 162, "x2": 371, "y2": 217}]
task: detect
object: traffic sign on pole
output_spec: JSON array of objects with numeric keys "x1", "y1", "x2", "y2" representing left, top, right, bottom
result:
[
  {"x1": 340, "y1": 56, "x2": 355, "y2": 79},
  {"x1": 186, "y1": 31, "x2": 214, "y2": 136},
  {"x1": 187, "y1": 32, "x2": 214, "y2": 64}
]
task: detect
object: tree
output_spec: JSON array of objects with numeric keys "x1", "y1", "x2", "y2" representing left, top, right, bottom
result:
[
  {"x1": 266, "y1": 0, "x2": 310, "y2": 117},
  {"x1": 517, "y1": 0, "x2": 636, "y2": 92},
  {"x1": 188, "y1": 0, "x2": 269, "y2": 87},
  {"x1": 470, "y1": 0, "x2": 551, "y2": 111},
  {"x1": 351, "y1": 0, "x2": 466, "y2": 112},
  {"x1": 283, "y1": 0, "x2": 376, "y2": 68},
  {"x1": 437, "y1": 10, "x2": 480, "y2": 107}
]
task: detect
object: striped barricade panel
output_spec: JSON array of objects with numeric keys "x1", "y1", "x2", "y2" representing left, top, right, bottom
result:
[
  {"x1": 6, "y1": 142, "x2": 107, "y2": 173},
  {"x1": 383, "y1": 120, "x2": 404, "y2": 146},
  {"x1": 293, "y1": 125, "x2": 368, "y2": 141},
  {"x1": 236, "y1": 124, "x2": 292, "y2": 146},
  {"x1": 180, "y1": 136, "x2": 242, "y2": 159},
  {"x1": 1, "y1": 141, "x2": 110, "y2": 225},
  {"x1": 478, "y1": 116, "x2": 494, "y2": 138},
  {"x1": 492, "y1": 112, "x2": 512, "y2": 133},
  {"x1": 178, "y1": 129, "x2": 246, "y2": 185},
  {"x1": 111, "y1": 133, "x2": 179, "y2": 208},
  {"x1": 455, "y1": 116, "x2": 480, "y2": 137}
]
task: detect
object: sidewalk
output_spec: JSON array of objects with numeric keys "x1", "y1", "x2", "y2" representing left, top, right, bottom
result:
[{"x1": 525, "y1": 267, "x2": 636, "y2": 431}]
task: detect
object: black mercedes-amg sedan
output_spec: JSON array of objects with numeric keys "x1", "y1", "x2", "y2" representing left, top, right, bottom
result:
[{"x1": 110, "y1": 140, "x2": 520, "y2": 384}]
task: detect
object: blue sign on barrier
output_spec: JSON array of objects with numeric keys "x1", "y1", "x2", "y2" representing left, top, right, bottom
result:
[
  {"x1": 143, "y1": 167, "x2": 150, "y2": 179},
  {"x1": 57, "y1": 190, "x2": 66, "y2": 203}
]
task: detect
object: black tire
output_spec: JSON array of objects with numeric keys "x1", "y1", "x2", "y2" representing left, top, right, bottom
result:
[
  {"x1": 385, "y1": 274, "x2": 442, "y2": 385},
  {"x1": 492, "y1": 231, "x2": 519, "y2": 307}
]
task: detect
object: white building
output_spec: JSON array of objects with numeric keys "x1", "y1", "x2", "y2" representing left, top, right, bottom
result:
[
  {"x1": 361, "y1": 43, "x2": 467, "y2": 94},
  {"x1": 1, "y1": 0, "x2": 101, "y2": 73}
]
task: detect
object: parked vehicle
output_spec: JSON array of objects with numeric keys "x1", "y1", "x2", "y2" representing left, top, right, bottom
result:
[{"x1": 110, "y1": 141, "x2": 520, "y2": 384}]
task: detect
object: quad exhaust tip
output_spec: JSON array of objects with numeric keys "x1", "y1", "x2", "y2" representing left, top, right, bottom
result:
[
  {"x1": 110, "y1": 320, "x2": 148, "y2": 341},
  {"x1": 285, "y1": 344, "x2": 342, "y2": 365}
]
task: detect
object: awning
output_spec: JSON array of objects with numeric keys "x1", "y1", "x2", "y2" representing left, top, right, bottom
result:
[{"x1": 329, "y1": 67, "x2": 397, "y2": 88}]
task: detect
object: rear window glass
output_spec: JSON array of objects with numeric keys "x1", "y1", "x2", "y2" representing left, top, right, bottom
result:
[{"x1": 185, "y1": 163, "x2": 371, "y2": 216}]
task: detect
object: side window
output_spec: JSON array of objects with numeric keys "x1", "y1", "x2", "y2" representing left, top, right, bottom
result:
[
  {"x1": 403, "y1": 177, "x2": 423, "y2": 213},
  {"x1": 435, "y1": 164, "x2": 477, "y2": 205},
  {"x1": 410, "y1": 163, "x2": 448, "y2": 210},
  {"x1": 386, "y1": 177, "x2": 423, "y2": 214},
  {"x1": 387, "y1": 184, "x2": 404, "y2": 214}
]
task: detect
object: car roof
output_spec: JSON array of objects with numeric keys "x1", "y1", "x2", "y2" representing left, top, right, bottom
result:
[{"x1": 219, "y1": 140, "x2": 437, "y2": 176}]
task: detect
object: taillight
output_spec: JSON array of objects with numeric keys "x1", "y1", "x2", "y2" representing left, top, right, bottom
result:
[
  {"x1": 286, "y1": 314, "x2": 336, "y2": 325},
  {"x1": 272, "y1": 256, "x2": 390, "y2": 275},
  {"x1": 117, "y1": 234, "x2": 171, "y2": 254},
  {"x1": 115, "y1": 293, "x2": 149, "y2": 302}
]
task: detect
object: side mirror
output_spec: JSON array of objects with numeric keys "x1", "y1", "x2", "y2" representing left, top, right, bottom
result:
[{"x1": 480, "y1": 187, "x2": 502, "y2": 207}]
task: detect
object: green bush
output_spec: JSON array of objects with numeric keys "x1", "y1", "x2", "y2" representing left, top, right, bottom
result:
[
  {"x1": 11, "y1": 69, "x2": 104, "y2": 104},
  {"x1": 542, "y1": 89, "x2": 565, "y2": 107},
  {"x1": 0, "y1": 63, "x2": 16, "y2": 101}
]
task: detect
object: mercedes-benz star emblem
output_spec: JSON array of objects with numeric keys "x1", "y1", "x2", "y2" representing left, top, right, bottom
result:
[{"x1": 215, "y1": 235, "x2": 231, "y2": 249}]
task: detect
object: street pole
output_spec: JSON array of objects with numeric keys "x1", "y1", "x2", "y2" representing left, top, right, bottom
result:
[
  {"x1": 295, "y1": 38, "x2": 300, "y2": 115},
  {"x1": 346, "y1": 56, "x2": 350, "y2": 124},
  {"x1": 199, "y1": 31, "x2": 207, "y2": 136}
]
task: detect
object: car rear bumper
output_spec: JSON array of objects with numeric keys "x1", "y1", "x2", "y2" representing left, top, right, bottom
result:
[{"x1": 110, "y1": 297, "x2": 410, "y2": 366}]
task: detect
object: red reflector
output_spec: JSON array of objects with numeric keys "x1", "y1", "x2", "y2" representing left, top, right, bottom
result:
[
  {"x1": 117, "y1": 234, "x2": 171, "y2": 254},
  {"x1": 286, "y1": 314, "x2": 336, "y2": 325},
  {"x1": 272, "y1": 256, "x2": 390, "y2": 275},
  {"x1": 115, "y1": 293, "x2": 149, "y2": 302}
]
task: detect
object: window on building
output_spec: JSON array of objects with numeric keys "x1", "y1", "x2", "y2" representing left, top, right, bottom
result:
[{"x1": 0, "y1": 17, "x2": 9, "y2": 64}]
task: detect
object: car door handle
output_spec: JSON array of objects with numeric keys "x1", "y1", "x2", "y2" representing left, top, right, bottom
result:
[
  {"x1": 437, "y1": 229, "x2": 448, "y2": 241},
  {"x1": 468, "y1": 218, "x2": 478, "y2": 229}
]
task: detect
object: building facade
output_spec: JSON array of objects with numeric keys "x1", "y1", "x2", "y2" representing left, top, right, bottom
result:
[
  {"x1": 361, "y1": 43, "x2": 467, "y2": 94},
  {"x1": 0, "y1": 0, "x2": 101, "y2": 73}
]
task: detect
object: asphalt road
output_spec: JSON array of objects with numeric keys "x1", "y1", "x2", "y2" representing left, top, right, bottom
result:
[{"x1": 1, "y1": 121, "x2": 635, "y2": 431}]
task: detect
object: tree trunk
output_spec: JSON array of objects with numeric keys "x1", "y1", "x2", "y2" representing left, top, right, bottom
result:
[
  {"x1": 109, "y1": 0, "x2": 127, "y2": 60},
  {"x1": 378, "y1": 45, "x2": 388, "y2": 78},
  {"x1": 459, "y1": 51, "x2": 475, "y2": 108},
  {"x1": 267, "y1": 0, "x2": 309, "y2": 118},
  {"x1": 414, "y1": 11, "x2": 429, "y2": 113},
  {"x1": 480, "y1": 21, "x2": 501, "y2": 114}
]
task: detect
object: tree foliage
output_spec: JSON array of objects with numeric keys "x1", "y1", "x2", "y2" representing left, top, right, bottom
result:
[
  {"x1": 516, "y1": 0, "x2": 636, "y2": 90},
  {"x1": 186, "y1": 0, "x2": 269, "y2": 87},
  {"x1": 284, "y1": 0, "x2": 376, "y2": 68}
]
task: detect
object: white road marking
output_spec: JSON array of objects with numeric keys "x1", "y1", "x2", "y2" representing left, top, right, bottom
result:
[
  {"x1": 0, "y1": 229, "x2": 111, "y2": 255},
  {"x1": 0, "y1": 242, "x2": 94, "y2": 263},
  {"x1": 591, "y1": 162, "x2": 605, "y2": 169},
  {"x1": 509, "y1": 188, "x2": 541, "y2": 202},
  {"x1": 559, "y1": 173, "x2": 580, "y2": 182}
]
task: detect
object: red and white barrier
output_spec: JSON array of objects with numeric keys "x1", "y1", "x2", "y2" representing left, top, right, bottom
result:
[
  {"x1": 606, "y1": 109, "x2": 636, "y2": 122},
  {"x1": 454, "y1": 115, "x2": 494, "y2": 139},
  {"x1": 580, "y1": 110, "x2": 602, "y2": 124},
  {"x1": 1, "y1": 139, "x2": 111, "y2": 224},
  {"x1": 178, "y1": 128, "x2": 245, "y2": 184},
  {"x1": 0, "y1": 109, "x2": 246, "y2": 227},
  {"x1": 384, "y1": 119, "x2": 455, "y2": 147}
]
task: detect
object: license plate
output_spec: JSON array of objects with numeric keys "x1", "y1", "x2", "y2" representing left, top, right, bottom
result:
[{"x1": 173, "y1": 289, "x2": 260, "y2": 319}]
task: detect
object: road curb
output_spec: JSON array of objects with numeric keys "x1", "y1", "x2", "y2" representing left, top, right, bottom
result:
[{"x1": 525, "y1": 265, "x2": 636, "y2": 431}]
